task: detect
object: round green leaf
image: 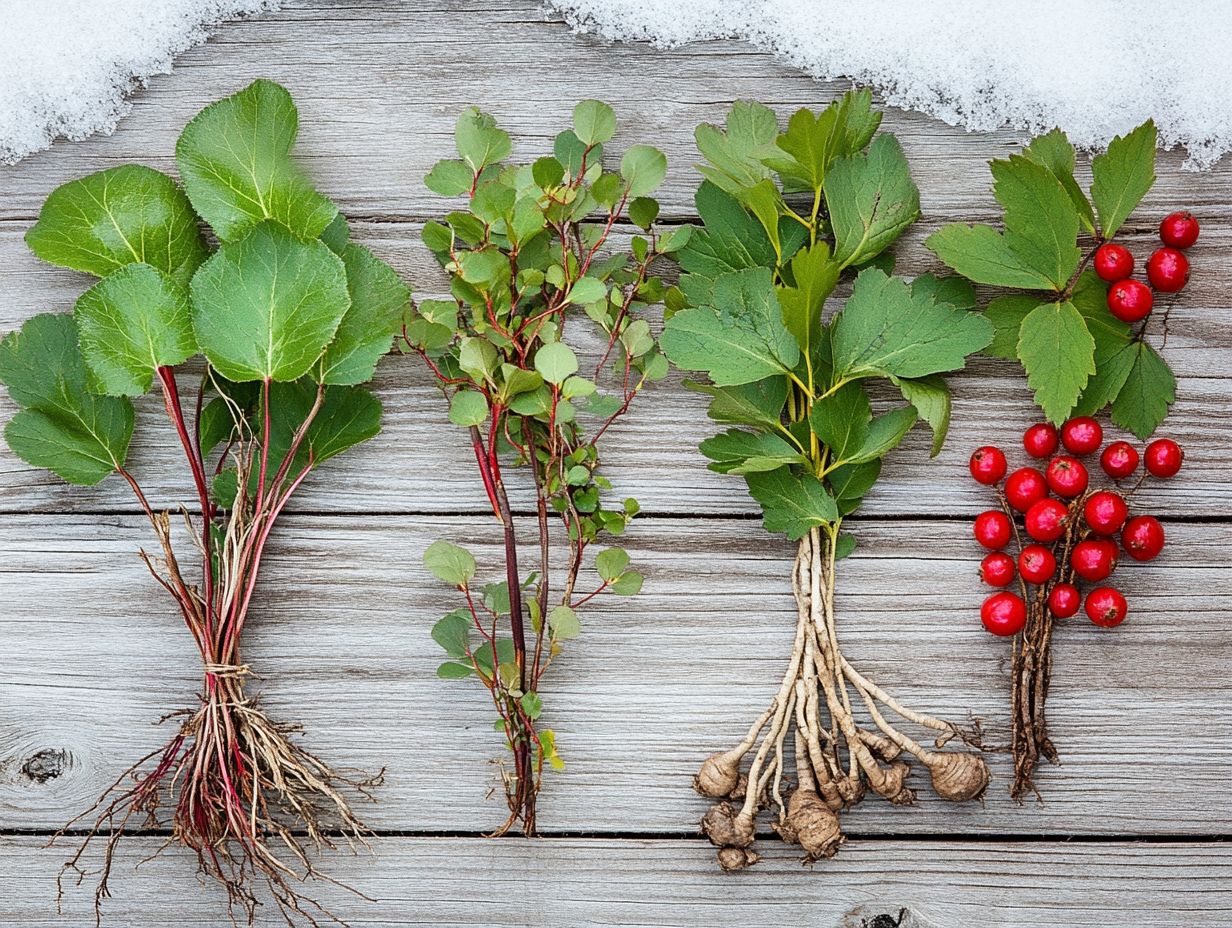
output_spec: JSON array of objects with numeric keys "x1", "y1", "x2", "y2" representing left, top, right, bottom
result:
[
  {"x1": 548, "y1": 605, "x2": 581, "y2": 640},
  {"x1": 449, "y1": 390, "x2": 489, "y2": 426},
  {"x1": 25, "y1": 165, "x2": 207, "y2": 286},
  {"x1": 190, "y1": 221, "x2": 349, "y2": 383},
  {"x1": 74, "y1": 264, "x2": 196, "y2": 396},
  {"x1": 533, "y1": 342, "x2": 579, "y2": 385},
  {"x1": 620, "y1": 145, "x2": 668, "y2": 197},
  {"x1": 424, "y1": 539, "x2": 477, "y2": 587},
  {"x1": 573, "y1": 100, "x2": 617, "y2": 146},
  {"x1": 595, "y1": 547, "x2": 630, "y2": 582}
]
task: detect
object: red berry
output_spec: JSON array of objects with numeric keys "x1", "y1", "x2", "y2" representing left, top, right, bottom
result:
[
  {"x1": 1018, "y1": 544, "x2": 1057, "y2": 584},
  {"x1": 1100, "y1": 441, "x2": 1140, "y2": 479},
  {"x1": 982, "y1": 591, "x2": 1027, "y2": 637},
  {"x1": 969, "y1": 445, "x2": 1008, "y2": 485},
  {"x1": 1045, "y1": 456, "x2": 1089, "y2": 498},
  {"x1": 1072, "y1": 539, "x2": 1118, "y2": 582},
  {"x1": 1060, "y1": 417, "x2": 1103, "y2": 456},
  {"x1": 1122, "y1": 515, "x2": 1165, "y2": 561},
  {"x1": 1005, "y1": 467, "x2": 1048, "y2": 512},
  {"x1": 1084, "y1": 490, "x2": 1129, "y2": 535},
  {"x1": 1159, "y1": 211, "x2": 1200, "y2": 249},
  {"x1": 1085, "y1": 587, "x2": 1128, "y2": 628},
  {"x1": 1146, "y1": 247, "x2": 1189, "y2": 293},
  {"x1": 1106, "y1": 278, "x2": 1154, "y2": 322},
  {"x1": 980, "y1": 552, "x2": 1016, "y2": 587},
  {"x1": 1048, "y1": 583, "x2": 1081, "y2": 619},
  {"x1": 1093, "y1": 243, "x2": 1134, "y2": 282},
  {"x1": 1144, "y1": 438, "x2": 1184, "y2": 478},
  {"x1": 1023, "y1": 423, "x2": 1059, "y2": 459},
  {"x1": 1025, "y1": 498, "x2": 1069, "y2": 542},
  {"x1": 974, "y1": 510, "x2": 1013, "y2": 550}
]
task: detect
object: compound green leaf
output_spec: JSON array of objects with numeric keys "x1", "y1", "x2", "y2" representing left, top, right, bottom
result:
[
  {"x1": 685, "y1": 376, "x2": 789, "y2": 431},
  {"x1": 25, "y1": 165, "x2": 207, "y2": 286},
  {"x1": 1110, "y1": 340, "x2": 1175, "y2": 439},
  {"x1": 809, "y1": 381, "x2": 871, "y2": 463},
  {"x1": 176, "y1": 79, "x2": 338, "y2": 242},
  {"x1": 745, "y1": 467, "x2": 838, "y2": 540},
  {"x1": 694, "y1": 100, "x2": 779, "y2": 196},
  {"x1": 1022, "y1": 129, "x2": 1096, "y2": 234},
  {"x1": 699, "y1": 428, "x2": 805, "y2": 474},
  {"x1": 677, "y1": 182, "x2": 775, "y2": 281},
  {"x1": 925, "y1": 223, "x2": 1057, "y2": 290},
  {"x1": 1017, "y1": 300, "x2": 1096, "y2": 423},
  {"x1": 826, "y1": 133, "x2": 920, "y2": 268},
  {"x1": 74, "y1": 263, "x2": 196, "y2": 396},
  {"x1": 984, "y1": 294, "x2": 1038, "y2": 359},
  {"x1": 1091, "y1": 120, "x2": 1157, "y2": 239},
  {"x1": 190, "y1": 221, "x2": 350, "y2": 382},
  {"x1": 894, "y1": 374, "x2": 951, "y2": 457},
  {"x1": 992, "y1": 154, "x2": 1081, "y2": 290}
]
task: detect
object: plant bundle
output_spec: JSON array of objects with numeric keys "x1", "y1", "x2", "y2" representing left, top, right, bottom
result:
[
  {"x1": 926, "y1": 120, "x2": 1180, "y2": 439},
  {"x1": 407, "y1": 102, "x2": 678, "y2": 835},
  {"x1": 659, "y1": 92, "x2": 994, "y2": 870},
  {"x1": 0, "y1": 80, "x2": 407, "y2": 923},
  {"x1": 969, "y1": 422, "x2": 1185, "y2": 799}
]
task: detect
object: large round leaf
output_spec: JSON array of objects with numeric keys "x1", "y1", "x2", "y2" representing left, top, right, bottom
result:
[
  {"x1": 75, "y1": 263, "x2": 197, "y2": 396},
  {"x1": 190, "y1": 221, "x2": 349, "y2": 383},
  {"x1": 175, "y1": 79, "x2": 338, "y2": 242},
  {"x1": 25, "y1": 165, "x2": 207, "y2": 286},
  {"x1": 319, "y1": 244, "x2": 410, "y2": 386}
]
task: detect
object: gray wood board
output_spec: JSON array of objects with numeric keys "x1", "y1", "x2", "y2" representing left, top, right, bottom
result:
[{"x1": 3, "y1": 516, "x2": 1228, "y2": 835}]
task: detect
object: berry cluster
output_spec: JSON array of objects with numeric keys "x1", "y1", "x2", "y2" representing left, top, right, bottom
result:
[
  {"x1": 968, "y1": 417, "x2": 1184, "y2": 635},
  {"x1": 1095, "y1": 211, "x2": 1200, "y2": 323}
]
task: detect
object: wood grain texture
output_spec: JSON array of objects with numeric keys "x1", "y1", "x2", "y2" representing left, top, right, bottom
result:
[
  {"x1": 3, "y1": 516, "x2": 1229, "y2": 834},
  {"x1": 3, "y1": 836, "x2": 1229, "y2": 927}
]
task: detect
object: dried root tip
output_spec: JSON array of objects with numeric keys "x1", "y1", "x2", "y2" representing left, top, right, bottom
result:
[
  {"x1": 694, "y1": 752, "x2": 742, "y2": 799},
  {"x1": 728, "y1": 773, "x2": 748, "y2": 802},
  {"x1": 786, "y1": 789, "x2": 844, "y2": 862},
  {"x1": 700, "y1": 802, "x2": 755, "y2": 848},
  {"x1": 835, "y1": 775, "x2": 866, "y2": 808},
  {"x1": 927, "y1": 751, "x2": 991, "y2": 802},
  {"x1": 869, "y1": 761, "x2": 917, "y2": 806},
  {"x1": 716, "y1": 846, "x2": 760, "y2": 871},
  {"x1": 817, "y1": 778, "x2": 845, "y2": 811},
  {"x1": 859, "y1": 730, "x2": 902, "y2": 762}
]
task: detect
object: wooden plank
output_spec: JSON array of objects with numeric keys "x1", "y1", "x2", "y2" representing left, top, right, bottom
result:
[
  {"x1": 2, "y1": 835, "x2": 1229, "y2": 927},
  {"x1": 3, "y1": 0, "x2": 1231, "y2": 225},
  {"x1": 3, "y1": 515, "x2": 1229, "y2": 834},
  {"x1": 1, "y1": 219, "x2": 1228, "y2": 518}
]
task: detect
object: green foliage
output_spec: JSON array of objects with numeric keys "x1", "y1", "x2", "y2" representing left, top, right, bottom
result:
[
  {"x1": 664, "y1": 92, "x2": 990, "y2": 540},
  {"x1": 0, "y1": 80, "x2": 400, "y2": 498},
  {"x1": 416, "y1": 104, "x2": 667, "y2": 799},
  {"x1": 927, "y1": 121, "x2": 1175, "y2": 434}
]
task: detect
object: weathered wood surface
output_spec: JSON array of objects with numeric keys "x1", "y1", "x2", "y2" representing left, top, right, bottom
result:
[
  {"x1": 2, "y1": 0, "x2": 1230, "y2": 922},
  {"x1": 2, "y1": 516, "x2": 1229, "y2": 835},
  {"x1": 4, "y1": 836, "x2": 1229, "y2": 927}
]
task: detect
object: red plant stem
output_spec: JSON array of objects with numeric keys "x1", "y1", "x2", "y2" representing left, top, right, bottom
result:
[
  {"x1": 255, "y1": 378, "x2": 273, "y2": 513},
  {"x1": 469, "y1": 426, "x2": 502, "y2": 518}
]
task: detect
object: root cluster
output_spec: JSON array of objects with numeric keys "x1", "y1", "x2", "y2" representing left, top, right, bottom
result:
[{"x1": 695, "y1": 527, "x2": 989, "y2": 869}]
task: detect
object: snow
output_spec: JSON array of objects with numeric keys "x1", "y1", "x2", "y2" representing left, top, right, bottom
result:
[
  {"x1": 545, "y1": 0, "x2": 1232, "y2": 169},
  {"x1": 0, "y1": 1, "x2": 279, "y2": 165}
]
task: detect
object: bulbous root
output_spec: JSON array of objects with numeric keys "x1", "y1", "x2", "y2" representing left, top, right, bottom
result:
[{"x1": 691, "y1": 526, "x2": 989, "y2": 869}]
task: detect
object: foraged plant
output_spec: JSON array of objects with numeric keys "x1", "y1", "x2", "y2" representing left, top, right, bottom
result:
[
  {"x1": 407, "y1": 102, "x2": 679, "y2": 834},
  {"x1": 927, "y1": 120, "x2": 1185, "y2": 438},
  {"x1": 969, "y1": 420, "x2": 1185, "y2": 799},
  {"x1": 660, "y1": 92, "x2": 994, "y2": 869},
  {"x1": 0, "y1": 80, "x2": 407, "y2": 923}
]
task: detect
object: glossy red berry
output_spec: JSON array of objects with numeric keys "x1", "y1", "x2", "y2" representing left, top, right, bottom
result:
[
  {"x1": 1025, "y1": 498, "x2": 1069, "y2": 542},
  {"x1": 1048, "y1": 583, "x2": 1081, "y2": 619},
  {"x1": 1146, "y1": 247, "x2": 1189, "y2": 293},
  {"x1": 1093, "y1": 243, "x2": 1134, "y2": 282},
  {"x1": 1005, "y1": 467, "x2": 1048, "y2": 512},
  {"x1": 1100, "y1": 441, "x2": 1140, "y2": 479},
  {"x1": 982, "y1": 592, "x2": 1027, "y2": 637},
  {"x1": 974, "y1": 510, "x2": 1013, "y2": 550},
  {"x1": 1106, "y1": 278, "x2": 1154, "y2": 322},
  {"x1": 1159, "y1": 211, "x2": 1200, "y2": 249},
  {"x1": 1060, "y1": 417, "x2": 1103, "y2": 456},
  {"x1": 980, "y1": 552, "x2": 1016, "y2": 587},
  {"x1": 1084, "y1": 490, "x2": 1129, "y2": 535},
  {"x1": 1045, "y1": 456, "x2": 1089, "y2": 498},
  {"x1": 1018, "y1": 544, "x2": 1057, "y2": 584},
  {"x1": 1086, "y1": 587, "x2": 1128, "y2": 628},
  {"x1": 969, "y1": 446, "x2": 1008, "y2": 485},
  {"x1": 1122, "y1": 515, "x2": 1165, "y2": 561},
  {"x1": 1144, "y1": 438, "x2": 1184, "y2": 478},
  {"x1": 1023, "y1": 423, "x2": 1060, "y2": 459},
  {"x1": 1072, "y1": 539, "x2": 1118, "y2": 582}
]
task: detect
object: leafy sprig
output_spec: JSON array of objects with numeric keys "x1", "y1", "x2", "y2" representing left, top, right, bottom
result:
[
  {"x1": 408, "y1": 102, "x2": 675, "y2": 834},
  {"x1": 662, "y1": 92, "x2": 992, "y2": 540},
  {"x1": 926, "y1": 121, "x2": 1175, "y2": 437},
  {"x1": 0, "y1": 80, "x2": 405, "y2": 923}
]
